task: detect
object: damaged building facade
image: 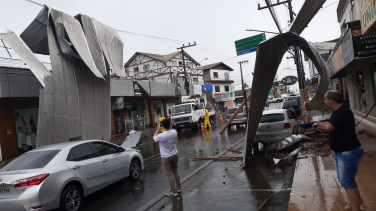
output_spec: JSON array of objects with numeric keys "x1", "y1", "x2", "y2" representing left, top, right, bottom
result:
[
  {"x1": 328, "y1": 0, "x2": 376, "y2": 133},
  {"x1": 0, "y1": 6, "x2": 125, "y2": 160},
  {"x1": 110, "y1": 51, "x2": 204, "y2": 135}
]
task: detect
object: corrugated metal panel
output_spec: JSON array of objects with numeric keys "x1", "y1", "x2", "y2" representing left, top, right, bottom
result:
[
  {"x1": 94, "y1": 19, "x2": 126, "y2": 78},
  {"x1": 20, "y1": 6, "x2": 49, "y2": 55},
  {"x1": 61, "y1": 12, "x2": 104, "y2": 79},
  {"x1": 0, "y1": 29, "x2": 51, "y2": 87},
  {"x1": 81, "y1": 15, "x2": 107, "y2": 76},
  {"x1": 36, "y1": 21, "x2": 82, "y2": 146},
  {"x1": 244, "y1": 32, "x2": 331, "y2": 161},
  {"x1": 289, "y1": 0, "x2": 327, "y2": 35}
]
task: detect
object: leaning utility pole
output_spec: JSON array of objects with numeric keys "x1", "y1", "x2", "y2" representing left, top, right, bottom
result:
[
  {"x1": 259, "y1": 0, "x2": 306, "y2": 109},
  {"x1": 177, "y1": 42, "x2": 196, "y2": 97},
  {"x1": 238, "y1": 60, "x2": 249, "y2": 114}
]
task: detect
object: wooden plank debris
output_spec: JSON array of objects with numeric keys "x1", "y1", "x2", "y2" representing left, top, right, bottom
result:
[{"x1": 227, "y1": 148, "x2": 242, "y2": 153}]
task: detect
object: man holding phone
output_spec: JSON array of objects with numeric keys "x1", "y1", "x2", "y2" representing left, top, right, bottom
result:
[{"x1": 153, "y1": 118, "x2": 181, "y2": 197}]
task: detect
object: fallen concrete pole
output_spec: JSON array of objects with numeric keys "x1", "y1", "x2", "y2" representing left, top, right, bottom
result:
[{"x1": 219, "y1": 93, "x2": 251, "y2": 135}]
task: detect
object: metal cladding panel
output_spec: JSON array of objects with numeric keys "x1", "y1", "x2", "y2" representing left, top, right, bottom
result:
[
  {"x1": 93, "y1": 19, "x2": 126, "y2": 78},
  {"x1": 289, "y1": 0, "x2": 326, "y2": 35},
  {"x1": 36, "y1": 22, "x2": 82, "y2": 146},
  {"x1": 81, "y1": 15, "x2": 107, "y2": 77},
  {"x1": 0, "y1": 30, "x2": 51, "y2": 87},
  {"x1": 20, "y1": 6, "x2": 49, "y2": 55},
  {"x1": 120, "y1": 80, "x2": 134, "y2": 96},
  {"x1": 61, "y1": 12, "x2": 104, "y2": 79},
  {"x1": 75, "y1": 61, "x2": 110, "y2": 141},
  {"x1": 150, "y1": 82, "x2": 175, "y2": 96},
  {"x1": 245, "y1": 32, "x2": 331, "y2": 161}
]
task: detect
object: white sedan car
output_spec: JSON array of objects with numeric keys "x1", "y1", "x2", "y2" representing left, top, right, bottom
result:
[
  {"x1": 255, "y1": 109, "x2": 297, "y2": 143},
  {"x1": 0, "y1": 140, "x2": 143, "y2": 211}
]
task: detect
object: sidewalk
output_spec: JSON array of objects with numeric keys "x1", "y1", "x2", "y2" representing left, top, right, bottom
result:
[{"x1": 288, "y1": 122, "x2": 376, "y2": 210}]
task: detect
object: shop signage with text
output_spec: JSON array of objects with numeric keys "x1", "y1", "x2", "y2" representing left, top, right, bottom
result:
[
  {"x1": 360, "y1": 0, "x2": 376, "y2": 34},
  {"x1": 214, "y1": 93, "x2": 229, "y2": 102}
]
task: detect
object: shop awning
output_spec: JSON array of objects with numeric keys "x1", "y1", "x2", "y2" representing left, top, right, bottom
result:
[
  {"x1": 289, "y1": 0, "x2": 326, "y2": 35},
  {"x1": 202, "y1": 85, "x2": 213, "y2": 92}
]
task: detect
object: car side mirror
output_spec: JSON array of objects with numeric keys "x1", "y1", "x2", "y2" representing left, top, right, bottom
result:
[{"x1": 118, "y1": 147, "x2": 125, "y2": 152}]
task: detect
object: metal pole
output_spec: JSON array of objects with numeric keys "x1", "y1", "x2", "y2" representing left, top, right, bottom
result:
[
  {"x1": 181, "y1": 49, "x2": 189, "y2": 96},
  {"x1": 239, "y1": 62, "x2": 248, "y2": 114}
]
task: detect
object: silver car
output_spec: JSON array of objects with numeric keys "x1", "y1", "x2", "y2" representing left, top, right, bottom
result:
[
  {"x1": 227, "y1": 107, "x2": 247, "y2": 129},
  {"x1": 0, "y1": 140, "x2": 144, "y2": 211}
]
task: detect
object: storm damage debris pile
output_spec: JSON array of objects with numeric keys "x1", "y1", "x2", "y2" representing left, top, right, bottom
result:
[
  {"x1": 0, "y1": 6, "x2": 127, "y2": 146},
  {"x1": 298, "y1": 135, "x2": 333, "y2": 157}
]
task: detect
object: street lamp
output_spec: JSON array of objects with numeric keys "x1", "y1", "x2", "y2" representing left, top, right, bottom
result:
[
  {"x1": 199, "y1": 58, "x2": 208, "y2": 65},
  {"x1": 245, "y1": 29, "x2": 279, "y2": 34}
]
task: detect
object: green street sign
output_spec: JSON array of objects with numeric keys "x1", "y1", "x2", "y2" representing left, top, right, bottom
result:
[{"x1": 235, "y1": 33, "x2": 266, "y2": 56}]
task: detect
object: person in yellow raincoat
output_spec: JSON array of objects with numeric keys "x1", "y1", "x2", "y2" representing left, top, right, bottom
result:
[
  {"x1": 158, "y1": 117, "x2": 165, "y2": 132},
  {"x1": 204, "y1": 109, "x2": 211, "y2": 129}
]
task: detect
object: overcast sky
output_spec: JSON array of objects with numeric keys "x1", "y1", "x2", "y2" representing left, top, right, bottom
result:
[{"x1": 0, "y1": 0, "x2": 341, "y2": 92}]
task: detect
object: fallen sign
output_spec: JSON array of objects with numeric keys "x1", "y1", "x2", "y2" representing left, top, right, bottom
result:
[{"x1": 191, "y1": 157, "x2": 243, "y2": 161}]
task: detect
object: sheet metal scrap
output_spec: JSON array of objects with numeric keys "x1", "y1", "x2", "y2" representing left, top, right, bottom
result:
[
  {"x1": 275, "y1": 135, "x2": 310, "y2": 151},
  {"x1": 0, "y1": 29, "x2": 51, "y2": 87},
  {"x1": 121, "y1": 130, "x2": 142, "y2": 149}
]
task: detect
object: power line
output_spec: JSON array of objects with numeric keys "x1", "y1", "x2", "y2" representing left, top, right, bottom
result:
[
  {"x1": 255, "y1": 0, "x2": 274, "y2": 31},
  {"x1": 318, "y1": 1, "x2": 339, "y2": 13}
]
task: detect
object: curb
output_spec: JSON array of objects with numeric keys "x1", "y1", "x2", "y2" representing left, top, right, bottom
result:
[{"x1": 136, "y1": 137, "x2": 245, "y2": 211}]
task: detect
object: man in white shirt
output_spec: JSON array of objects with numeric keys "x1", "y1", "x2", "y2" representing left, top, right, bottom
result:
[{"x1": 153, "y1": 118, "x2": 181, "y2": 197}]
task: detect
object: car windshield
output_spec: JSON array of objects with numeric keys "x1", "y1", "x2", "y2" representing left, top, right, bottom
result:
[
  {"x1": 228, "y1": 108, "x2": 237, "y2": 114},
  {"x1": 171, "y1": 104, "x2": 191, "y2": 116},
  {"x1": 284, "y1": 101, "x2": 298, "y2": 106},
  {"x1": 260, "y1": 113, "x2": 285, "y2": 123},
  {"x1": 1, "y1": 150, "x2": 60, "y2": 171}
]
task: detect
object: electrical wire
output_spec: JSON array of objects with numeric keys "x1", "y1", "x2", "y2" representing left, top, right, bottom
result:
[
  {"x1": 317, "y1": 1, "x2": 339, "y2": 13},
  {"x1": 255, "y1": 0, "x2": 274, "y2": 31}
]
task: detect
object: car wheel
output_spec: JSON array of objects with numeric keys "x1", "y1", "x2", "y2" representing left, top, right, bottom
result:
[
  {"x1": 60, "y1": 186, "x2": 82, "y2": 211},
  {"x1": 129, "y1": 159, "x2": 141, "y2": 180}
]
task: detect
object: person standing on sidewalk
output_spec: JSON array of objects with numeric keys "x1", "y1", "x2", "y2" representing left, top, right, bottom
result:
[
  {"x1": 313, "y1": 90, "x2": 364, "y2": 211},
  {"x1": 153, "y1": 118, "x2": 181, "y2": 197}
]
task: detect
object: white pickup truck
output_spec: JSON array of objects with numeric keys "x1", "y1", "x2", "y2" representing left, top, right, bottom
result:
[{"x1": 170, "y1": 103, "x2": 216, "y2": 132}]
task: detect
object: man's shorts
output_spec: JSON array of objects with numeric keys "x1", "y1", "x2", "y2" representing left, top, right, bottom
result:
[{"x1": 334, "y1": 146, "x2": 364, "y2": 188}]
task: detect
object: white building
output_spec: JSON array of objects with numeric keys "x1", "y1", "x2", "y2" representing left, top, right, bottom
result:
[
  {"x1": 124, "y1": 51, "x2": 203, "y2": 85},
  {"x1": 201, "y1": 62, "x2": 235, "y2": 110}
]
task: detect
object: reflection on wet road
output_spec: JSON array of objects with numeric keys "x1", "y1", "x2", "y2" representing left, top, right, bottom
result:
[
  {"x1": 81, "y1": 117, "x2": 247, "y2": 211},
  {"x1": 81, "y1": 103, "x2": 285, "y2": 211}
]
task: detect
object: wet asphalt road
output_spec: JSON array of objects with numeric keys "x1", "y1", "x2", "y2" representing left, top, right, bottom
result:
[{"x1": 79, "y1": 102, "x2": 284, "y2": 211}]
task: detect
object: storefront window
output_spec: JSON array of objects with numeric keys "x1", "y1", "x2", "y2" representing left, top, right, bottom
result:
[
  {"x1": 14, "y1": 108, "x2": 38, "y2": 151},
  {"x1": 113, "y1": 102, "x2": 151, "y2": 134},
  {"x1": 153, "y1": 100, "x2": 165, "y2": 125}
]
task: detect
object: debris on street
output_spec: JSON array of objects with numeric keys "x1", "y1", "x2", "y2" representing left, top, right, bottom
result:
[{"x1": 227, "y1": 148, "x2": 242, "y2": 153}]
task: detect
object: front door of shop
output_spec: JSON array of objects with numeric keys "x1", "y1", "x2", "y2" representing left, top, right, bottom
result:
[{"x1": 131, "y1": 111, "x2": 137, "y2": 129}]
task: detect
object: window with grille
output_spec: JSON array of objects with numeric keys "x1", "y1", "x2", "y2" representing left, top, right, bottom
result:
[
  {"x1": 225, "y1": 86, "x2": 229, "y2": 92},
  {"x1": 213, "y1": 72, "x2": 219, "y2": 79}
]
